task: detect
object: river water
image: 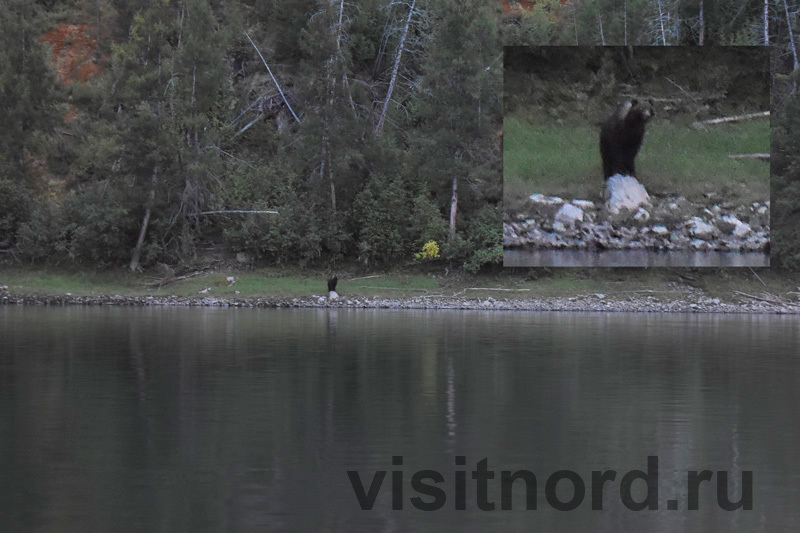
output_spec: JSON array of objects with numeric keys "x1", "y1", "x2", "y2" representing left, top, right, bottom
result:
[
  {"x1": 504, "y1": 247, "x2": 771, "y2": 267},
  {"x1": 1, "y1": 306, "x2": 798, "y2": 532}
]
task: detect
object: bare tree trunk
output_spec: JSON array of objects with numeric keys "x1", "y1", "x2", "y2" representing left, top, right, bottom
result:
[
  {"x1": 657, "y1": 0, "x2": 667, "y2": 45},
  {"x1": 783, "y1": 0, "x2": 799, "y2": 92},
  {"x1": 572, "y1": 1, "x2": 579, "y2": 45},
  {"x1": 699, "y1": 0, "x2": 705, "y2": 45},
  {"x1": 19, "y1": 20, "x2": 27, "y2": 174},
  {"x1": 330, "y1": 167, "x2": 337, "y2": 213},
  {"x1": 598, "y1": 12, "x2": 606, "y2": 45},
  {"x1": 95, "y1": 0, "x2": 101, "y2": 59},
  {"x1": 373, "y1": 19, "x2": 392, "y2": 78},
  {"x1": 328, "y1": 150, "x2": 336, "y2": 214},
  {"x1": 448, "y1": 176, "x2": 458, "y2": 244},
  {"x1": 130, "y1": 41, "x2": 164, "y2": 272},
  {"x1": 375, "y1": 0, "x2": 416, "y2": 134},
  {"x1": 244, "y1": 32, "x2": 301, "y2": 123},
  {"x1": 764, "y1": 0, "x2": 769, "y2": 45},
  {"x1": 130, "y1": 166, "x2": 158, "y2": 272},
  {"x1": 624, "y1": 0, "x2": 628, "y2": 45},
  {"x1": 199, "y1": 210, "x2": 278, "y2": 215},
  {"x1": 321, "y1": 0, "x2": 348, "y2": 213},
  {"x1": 337, "y1": 0, "x2": 345, "y2": 42},
  {"x1": 320, "y1": 124, "x2": 336, "y2": 213},
  {"x1": 191, "y1": 65, "x2": 196, "y2": 107}
]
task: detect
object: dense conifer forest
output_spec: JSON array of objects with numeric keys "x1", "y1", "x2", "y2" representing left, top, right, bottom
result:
[{"x1": 1, "y1": 0, "x2": 799, "y2": 271}]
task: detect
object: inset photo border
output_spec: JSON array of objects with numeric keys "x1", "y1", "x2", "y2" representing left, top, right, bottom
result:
[{"x1": 503, "y1": 47, "x2": 770, "y2": 267}]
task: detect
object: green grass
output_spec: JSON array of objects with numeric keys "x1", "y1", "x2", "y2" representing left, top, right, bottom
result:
[
  {"x1": 0, "y1": 268, "x2": 441, "y2": 299},
  {"x1": 504, "y1": 269, "x2": 676, "y2": 298},
  {"x1": 503, "y1": 116, "x2": 598, "y2": 197},
  {"x1": 505, "y1": 269, "x2": 799, "y2": 302},
  {"x1": 145, "y1": 270, "x2": 440, "y2": 298},
  {"x1": 0, "y1": 270, "x2": 139, "y2": 296},
  {"x1": 2, "y1": 267, "x2": 798, "y2": 305},
  {"x1": 503, "y1": 114, "x2": 770, "y2": 204}
]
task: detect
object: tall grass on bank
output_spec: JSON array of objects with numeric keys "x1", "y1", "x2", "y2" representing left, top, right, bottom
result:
[{"x1": 503, "y1": 114, "x2": 770, "y2": 203}]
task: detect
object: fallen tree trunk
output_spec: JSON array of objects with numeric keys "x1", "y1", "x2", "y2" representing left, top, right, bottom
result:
[
  {"x1": 199, "y1": 210, "x2": 278, "y2": 215},
  {"x1": 734, "y1": 290, "x2": 799, "y2": 307},
  {"x1": 693, "y1": 111, "x2": 769, "y2": 128},
  {"x1": 466, "y1": 288, "x2": 532, "y2": 292},
  {"x1": 728, "y1": 153, "x2": 770, "y2": 160},
  {"x1": 375, "y1": 0, "x2": 416, "y2": 134},
  {"x1": 244, "y1": 31, "x2": 301, "y2": 124},
  {"x1": 130, "y1": 166, "x2": 158, "y2": 272},
  {"x1": 147, "y1": 270, "x2": 201, "y2": 288}
]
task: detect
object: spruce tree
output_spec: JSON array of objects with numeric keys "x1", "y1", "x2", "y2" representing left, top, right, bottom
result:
[
  {"x1": 110, "y1": 0, "x2": 232, "y2": 269},
  {"x1": 0, "y1": 0, "x2": 63, "y2": 245},
  {"x1": 410, "y1": 0, "x2": 501, "y2": 257}
]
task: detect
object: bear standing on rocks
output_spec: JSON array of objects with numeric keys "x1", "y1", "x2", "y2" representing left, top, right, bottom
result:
[
  {"x1": 599, "y1": 98, "x2": 655, "y2": 179},
  {"x1": 327, "y1": 275, "x2": 339, "y2": 300}
]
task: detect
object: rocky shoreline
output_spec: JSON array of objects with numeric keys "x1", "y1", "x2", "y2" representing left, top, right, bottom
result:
[
  {"x1": 2, "y1": 290, "x2": 798, "y2": 314},
  {"x1": 504, "y1": 181, "x2": 770, "y2": 254}
]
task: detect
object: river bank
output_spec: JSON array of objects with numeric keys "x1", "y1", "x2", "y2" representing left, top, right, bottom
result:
[
  {"x1": 2, "y1": 268, "x2": 799, "y2": 314},
  {"x1": 503, "y1": 191, "x2": 770, "y2": 264},
  {"x1": 3, "y1": 290, "x2": 798, "y2": 314}
]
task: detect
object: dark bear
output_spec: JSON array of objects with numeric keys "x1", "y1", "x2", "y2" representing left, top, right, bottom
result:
[
  {"x1": 599, "y1": 98, "x2": 654, "y2": 179},
  {"x1": 327, "y1": 275, "x2": 338, "y2": 292}
]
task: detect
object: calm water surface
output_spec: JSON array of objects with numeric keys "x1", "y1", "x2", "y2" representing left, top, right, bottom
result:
[
  {"x1": 1, "y1": 306, "x2": 798, "y2": 532},
  {"x1": 504, "y1": 247, "x2": 770, "y2": 267}
]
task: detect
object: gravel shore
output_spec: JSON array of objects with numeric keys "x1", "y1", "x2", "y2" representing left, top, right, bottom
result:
[
  {"x1": 2, "y1": 291, "x2": 798, "y2": 314},
  {"x1": 504, "y1": 194, "x2": 770, "y2": 254}
]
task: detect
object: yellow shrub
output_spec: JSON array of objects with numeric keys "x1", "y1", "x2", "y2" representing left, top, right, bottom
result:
[{"x1": 414, "y1": 240, "x2": 440, "y2": 261}]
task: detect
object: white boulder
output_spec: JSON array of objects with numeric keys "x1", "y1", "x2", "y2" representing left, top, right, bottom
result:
[{"x1": 606, "y1": 174, "x2": 651, "y2": 214}]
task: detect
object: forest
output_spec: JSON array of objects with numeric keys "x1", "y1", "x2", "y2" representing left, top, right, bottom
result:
[
  {"x1": 2, "y1": 0, "x2": 800, "y2": 272},
  {"x1": 1, "y1": 0, "x2": 503, "y2": 273}
]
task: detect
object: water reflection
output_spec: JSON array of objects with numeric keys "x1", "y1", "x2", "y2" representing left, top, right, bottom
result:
[
  {"x1": 504, "y1": 247, "x2": 771, "y2": 267},
  {"x1": 0, "y1": 307, "x2": 798, "y2": 532}
]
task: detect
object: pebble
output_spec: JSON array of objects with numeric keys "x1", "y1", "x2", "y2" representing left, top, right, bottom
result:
[
  {"x1": 505, "y1": 193, "x2": 769, "y2": 252},
  {"x1": 1, "y1": 292, "x2": 794, "y2": 315}
]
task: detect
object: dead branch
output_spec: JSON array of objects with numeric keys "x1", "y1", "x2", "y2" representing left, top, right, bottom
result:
[
  {"x1": 728, "y1": 153, "x2": 770, "y2": 160},
  {"x1": 244, "y1": 31, "x2": 301, "y2": 124},
  {"x1": 748, "y1": 266, "x2": 767, "y2": 287},
  {"x1": 234, "y1": 114, "x2": 264, "y2": 137},
  {"x1": 204, "y1": 146, "x2": 259, "y2": 172},
  {"x1": 147, "y1": 270, "x2": 201, "y2": 288},
  {"x1": 466, "y1": 287, "x2": 531, "y2": 292},
  {"x1": 694, "y1": 111, "x2": 769, "y2": 127},
  {"x1": 733, "y1": 290, "x2": 798, "y2": 307},
  {"x1": 199, "y1": 210, "x2": 278, "y2": 215},
  {"x1": 375, "y1": 0, "x2": 416, "y2": 134},
  {"x1": 734, "y1": 290, "x2": 774, "y2": 303},
  {"x1": 626, "y1": 94, "x2": 725, "y2": 104},
  {"x1": 358, "y1": 286, "x2": 429, "y2": 291}
]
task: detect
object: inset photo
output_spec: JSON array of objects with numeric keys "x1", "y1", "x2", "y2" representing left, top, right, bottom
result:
[{"x1": 503, "y1": 47, "x2": 770, "y2": 267}]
